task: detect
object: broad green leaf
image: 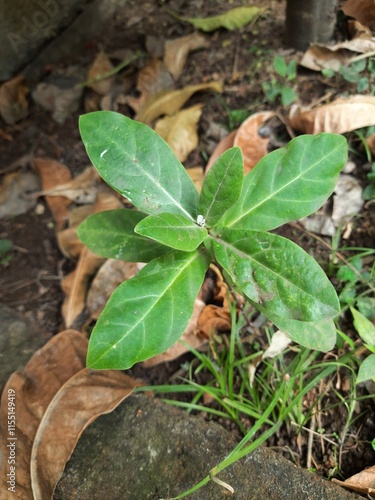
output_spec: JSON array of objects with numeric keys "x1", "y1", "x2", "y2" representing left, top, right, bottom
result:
[
  {"x1": 274, "y1": 55, "x2": 287, "y2": 78},
  {"x1": 77, "y1": 209, "x2": 171, "y2": 262},
  {"x1": 218, "y1": 133, "x2": 347, "y2": 231},
  {"x1": 206, "y1": 229, "x2": 340, "y2": 322},
  {"x1": 179, "y1": 7, "x2": 263, "y2": 32},
  {"x1": 280, "y1": 87, "x2": 297, "y2": 106},
  {"x1": 135, "y1": 212, "x2": 208, "y2": 252},
  {"x1": 264, "y1": 306, "x2": 336, "y2": 352},
  {"x1": 87, "y1": 249, "x2": 210, "y2": 369},
  {"x1": 351, "y1": 307, "x2": 375, "y2": 345},
  {"x1": 357, "y1": 354, "x2": 375, "y2": 383},
  {"x1": 79, "y1": 111, "x2": 199, "y2": 221},
  {"x1": 198, "y1": 147, "x2": 244, "y2": 227}
]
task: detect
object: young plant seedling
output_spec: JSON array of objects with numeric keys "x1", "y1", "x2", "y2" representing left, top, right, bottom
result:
[
  {"x1": 78, "y1": 111, "x2": 347, "y2": 370},
  {"x1": 262, "y1": 55, "x2": 297, "y2": 106}
]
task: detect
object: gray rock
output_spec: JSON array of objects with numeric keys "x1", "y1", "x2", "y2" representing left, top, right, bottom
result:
[
  {"x1": 0, "y1": 304, "x2": 51, "y2": 392},
  {"x1": 0, "y1": 0, "x2": 129, "y2": 81},
  {"x1": 55, "y1": 394, "x2": 359, "y2": 499}
]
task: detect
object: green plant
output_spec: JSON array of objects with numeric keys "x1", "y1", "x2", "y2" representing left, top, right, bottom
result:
[
  {"x1": 262, "y1": 55, "x2": 297, "y2": 106},
  {"x1": 0, "y1": 239, "x2": 14, "y2": 265},
  {"x1": 77, "y1": 110, "x2": 347, "y2": 370},
  {"x1": 138, "y1": 304, "x2": 363, "y2": 498},
  {"x1": 322, "y1": 57, "x2": 375, "y2": 94},
  {"x1": 363, "y1": 162, "x2": 375, "y2": 200}
]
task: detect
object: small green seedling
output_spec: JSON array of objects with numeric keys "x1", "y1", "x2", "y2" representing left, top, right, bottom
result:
[
  {"x1": 262, "y1": 55, "x2": 297, "y2": 106},
  {"x1": 351, "y1": 307, "x2": 375, "y2": 383},
  {"x1": 363, "y1": 162, "x2": 375, "y2": 200},
  {"x1": 322, "y1": 57, "x2": 375, "y2": 94},
  {"x1": 0, "y1": 239, "x2": 14, "y2": 266},
  {"x1": 77, "y1": 111, "x2": 347, "y2": 370}
]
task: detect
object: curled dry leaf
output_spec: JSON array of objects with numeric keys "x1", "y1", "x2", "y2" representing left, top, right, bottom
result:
[
  {"x1": 87, "y1": 51, "x2": 115, "y2": 95},
  {"x1": 300, "y1": 38, "x2": 375, "y2": 71},
  {"x1": 57, "y1": 188, "x2": 122, "y2": 258},
  {"x1": 198, "y1": 304, "x2": 232, "y2": 338},
  {"x1": 61, "y1": 247, "x2": 103, "y2": 327},
  {"x1": 367, "y1": 132, "x2": 375, "y2": 155},
  {"x1": 61, "y1": 191, "x2": 123, "y2": 326},
  {"x1": 36, "y1": 165, "x2": 101, "y2": 204},
  {"x1": 332, "y1": 465, "x2": 375, "y2": 496},
  {"x1": 164, "y1": 32, "x2": 209, "y2": 80},
  {"x1": 289, "y1": 96, "x2": 375, "y2": 135},
  {"x1": 136, "y1": 81, "x2": 222, "y2": 125},
  {"x1": 33, "y1": 158, "x2": 72, "y2": 231},
  {"x1": 206, "y1": 130, "x2": 237, "y2": 171},
  {"x1": 342, "y1": 0, "x2": 375, "y2": 29},
  {"x1": 206, "y1": 112, "x2": 275, "y2": 174},
  {"x1": 154, "y1": 104, "x2": 203, "y2": 162},
  {"x1": 87, "y1": 259, "x2": 139, "y2": 319},
  {"x1": 57, "y1": 205, "x2": 96, "y2": 259},
  {"x1": 127, "y1": 58, "x2": 175, "y2": 113},
  {"x1": 0, "y1": 75, "x2": 29, "y2": 125},
  {"x1": 30, "y1": 369, "x2": 140, "y2": 500},
  {"x1": 0, "y1": 171, "x2": 40, "y2": 219},
  {"x1": 234, "y1": 111, "x2": 275, "y2": 174},
  {"x1": 0, "y1": 330, "x2": 88, "y2": 500}
]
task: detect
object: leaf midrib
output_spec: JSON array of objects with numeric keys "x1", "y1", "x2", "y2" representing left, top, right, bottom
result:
[
  {"x1": 226, "y1": 141, "x2": 340, "y2": 228},
  {"x1": 212, "y1": 235, "x2": 338, "y2": 315},
  {"x1": 90, "y1": 251, "x2": 201, "y2": 366}
]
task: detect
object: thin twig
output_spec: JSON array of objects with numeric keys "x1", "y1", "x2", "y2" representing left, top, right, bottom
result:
[
  {"x1": 75, "y1": 51, "x2": 145, "y2": 89},
  {"x1": 291, "y1": 421, "x2": 339, "y2": 447}
]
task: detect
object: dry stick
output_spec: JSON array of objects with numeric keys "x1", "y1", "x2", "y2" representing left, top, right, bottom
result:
[
  {"x1": 290, "y1": 421, "x2": 339, "y2": 447},
  {"x1": 306, "y1": 413, "x2": 316, "y2": 470},
  {"x1": 75, "y1": 51, "x2": 145, "y2": 89}
]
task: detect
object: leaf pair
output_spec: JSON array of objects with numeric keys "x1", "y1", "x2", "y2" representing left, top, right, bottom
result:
[{"x1": 78, "y1": 111, "x2": 347, "y2": 369}]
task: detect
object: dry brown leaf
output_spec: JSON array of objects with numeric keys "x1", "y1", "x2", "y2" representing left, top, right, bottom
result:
[
  {"x1": 87, "y1": 259, "x2": 139, "y2": 319},
  {"x1": 187, "y1": 166, "x2": 204, "y2": 192},
  {"x1": 87, "y1": 51, "x2": 115, "y2": 95},
  {"x1": 289, "y1": 95, "x2": 375, "y2": 134},
  {"x1": 61, "y1": 246, "x2": 105, "y2": 327},
  {"x1": 33, "y1": 158, "x2": 72, "y2": 231},
  {"x1": 154, "y1": 104, "x2": 203, "y2": 162},
  {"x1": 164, "y1": 33, "x2": 209, "y2": 80},
  {"x1": 198, "y1": 304, "x2": 232, "y2": 338},
  {"x1": 57, "y1": 189, "x2": 123, "y2": 258},
  {"x1": 367, "y1": 132, "x2": 375, "y2": 154},
  {"x1": 0, "y1": 76, "x2": 29, "y2": 124},
  {"x1": 332, "y1": 465, "x2": 375, "y2": 495},
  {"x1": 0, "y1": 330, "x2": 87, "y2": 499},
  {"x1": 234, "y1": 111, "x2": 275, "y2": 173},
  {"x1": 127, "y1": 58, "x2": 175, "y2": 113},
  {"x1": 142, "y1": 297, "x2": 207, "y2": 366},
  {"x1": 30, "y1": 369, "x2": 140, "y2": 500},
  {"x1": 136, "y1": 81, "x2": 222, "y2": 125},
  {"x1": 300, "y1": 38, "x2": 375, "y2": 71},
  {"x1": 0, "y1": 171, "x2": 40, "y2": 219},
  {"x1": 56, "y1": 205, "x2": 96, "y2": 259},
  {"x1": 36, "y1": 166, "x2": 101, "y2": 204},
  {"x1": 206, "y1": 130, "x2": 237, "y2": 171},
  {"x1": 342, "y1": 0, "x2": 375, "y2": 29}
]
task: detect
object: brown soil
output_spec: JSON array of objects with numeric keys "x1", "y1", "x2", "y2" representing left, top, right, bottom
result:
[{"x1": 0, "y1": 0, "x2": 374, "y2": 485}]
